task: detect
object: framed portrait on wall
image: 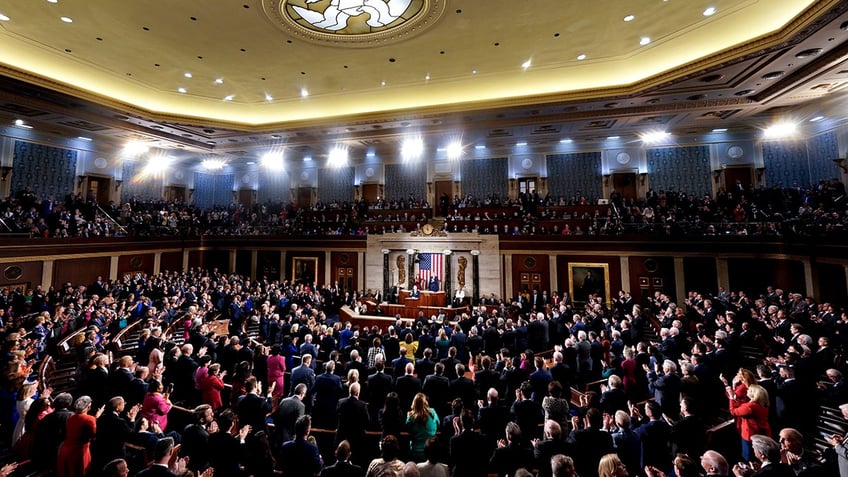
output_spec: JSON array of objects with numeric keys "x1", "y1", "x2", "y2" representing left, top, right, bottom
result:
[
  {"x1": 568, "y1": 262, "x2": 611, "y2": 306},
  {"x1": 292, "y1": 257, "x2": 318, "y2": 285}
]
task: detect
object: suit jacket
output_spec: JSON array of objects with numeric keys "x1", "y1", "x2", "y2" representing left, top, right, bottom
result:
[
  {"x1": 477, "y1": 403, "x2": 509, "y2": 442},
  {"x1": 136, "y1": 464, "x2": 178, "y2": 477},
  {"x1": 751, "y1": 462, "x2": 796, "y2": 477},
  {"x1": 336, "y1": 395, "x2": 370, "y2": 460},
  {"x1": 236, "y1": 392, "x2": 273, "y2": 434},
  {"x1": 321, "y1": 460, "x2": 364, "y2": 477},
  {"x1": 274, "y1": 395, "x2": 305, "y2": 444},
  {"x1": 312, "y1": 372, "x2": 344, "y2": 426},
  {"x1": 422, "y1": 374, "x2": 450, "y2": 416},
  {"x1": 567, "y1": 428, "x2": 614, "y2": 477},
  {"x1": 95, "y1": 411, "x2": 134, "y2": 464},
  {"x1": 280, "y1": 437, "x2": 323, "y2": 477},
  {"x1": 367, "y1": 372, "x2": 395, "y2": 412},
  {"x1": 396, "y1": 375, "x2": 422, "y2": 411},
  {"x1": 291, "y1": 364, "x2": 316, "y2": 393},
  {"x1": 449, "y1": 430, "x2": 491, "y2": 477}
]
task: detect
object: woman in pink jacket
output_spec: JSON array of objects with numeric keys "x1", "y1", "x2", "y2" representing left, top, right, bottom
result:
[{"x1": 267, "y1": 344, "x2": 287, "y2": 397}]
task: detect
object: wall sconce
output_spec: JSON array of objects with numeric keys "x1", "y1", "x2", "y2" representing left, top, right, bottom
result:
[
  {"x1": 77, "y1": 175, "x2": 85, "y2": 188},
  {"x1": 382, "y1": 249, "x2": 390, "y2": 255},
  {"x1": 406, "y1": 249, "x2": 416, "y2": 255},
  {"x1": 0, "y1": 166, "x2": 12, "y2": 182},
  {"x1": 443, "y1": 249, "x2": 452, "y2": 256},
  {"x1": 188, "y1": 188, "x2": 195, "y2": 199},
  {"x1": 639, "y1": 173, "x2": 647, "y2": 185},
  {"x1": 114, "y1": 179, "x2": 123, "y2": 191},
  {"x1": 603, "y1": 174, "x2": 611, "y2": 186},
  {"x1": 712, "y1": 170, "x2": 722, "y2": 183},
  {"x1": 755, "y1": 167, "x2": 765, "y2": 180},
  {"x1": 834, "y1": 157, "x2": 848, "y2": 173}
]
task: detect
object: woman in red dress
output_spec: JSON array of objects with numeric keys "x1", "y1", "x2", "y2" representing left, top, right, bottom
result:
[
  {"x1": 200, "y1": 363, "x2": 226, "y2": 410},
  {"x1": 56, "y1": 395, "x2": 103, "y2": 477}
]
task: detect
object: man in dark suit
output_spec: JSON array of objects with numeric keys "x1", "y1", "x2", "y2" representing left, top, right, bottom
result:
[
  {"x1": 321, "y1": 441, "x2": 364, "y2": 477},
  {"x1": 396, "y1": 362, "x2": 422, "y2": 412},
  {"x1": 311, "y1": 361, "x2": 344, "y2": 429},
  {"x1": 415, "y1": 348, "x2": 436, "y2": 379},
  {"x1": 136, "y1": 437, "x2": 179, "y2": 477},
  {"x1": 423, "y1": 362, "x2": 451, "y2": 418},
  {"x1": 440, "y1": 347, "x2": 462, "y2": 381},
  {"x1": 291, "y1": 354, "x2": 316, "y2": 399},
  {"x1": 747, "y1": 434, "x2": 795, "y2": 477},
  {"x1": 237, "y1": 377, "x2": 274, "y2": 435},
  {"x1": 94, "y1": 396, "x2": 139, "y2": 470},
  {"x1": 367, "y1": 356, "x2": 395, "y2": 415},
  {"x1": 33, "y1": 392, "x2": 73, "y2": 474},
  {"x1": 450, "y1": 410, "x2": 493, "y2": 477},
  {"x1": 107, "y1": 356, "x2": 135, "y2": 400},
  {"x1": 474, "y1": 356, "x2": 501, "y2": 400},
  {"x1": 335, "y1": 382, "x2": 370, "y2": 467},
  {"x1": 510, "y1": 381, "x2": 544, "y2": 441},
  {"x1": 208, "y1": 410, "x2": 250, "y2": 476},
  {"x1": 450, "y1": 364, "x2": 478, "y2": 411},
  {"x1": 280, "y1": 415, "x2": 324, "y2": 477},
  {"x1": 275, "y1": 383, "x2": 307, "y2": 446},
  {"x1": 391, "y1": 347, "x2": 412, "y2": 379},
  {"x1": 567, "y1": 408, "x2": 614, "y2": 477},
  {"x1": 477, "y1": 388, "x2": 509, "y2": 443},
  {"x1": 180, "y1": 404, "x2": 214, "y2": 474},
  {"x1": 533, "y1": 421, "x2": 569, "y2": 477}
]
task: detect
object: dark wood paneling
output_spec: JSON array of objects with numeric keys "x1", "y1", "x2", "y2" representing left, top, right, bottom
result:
[
  {"x1": 512, "y1": 254, "x2": 550, "y2": 299},
  {"x1": 160, "y1": 251, "x2": 183, "y2": 273},
  {"x1": 816, "y1": 262, "x2": 847, "y2": 308},
  {"x1": 728, "y1": 259, "x2": 805, "y2": 295},
  {"x1": 628, "y1": 256, "x2": 676, "y2": 304},
  {"x1": 331, "y1": 252, "x2": 358, "y2": 292},
  {"x1": 54, "y1": 257, "x2": 110, "y2": 289},
  {"x1": 236, "y1": 250, "x2": 252, "y2": 277},
  {"x1": 188, "y1": 250, "x2": 205, "y2": 270},
  {"x1": 257, "y1": 251, "x2": 281, "y2": 281},
  {"x1": 0, "y1": 261, "x2": 42, "y2": 290},
  {"x1": 117, "y1": 253, "x2": 154, "y2": 276},
  {"x1": 684, "y1": 257, "x2": 718, "y2": 297}
]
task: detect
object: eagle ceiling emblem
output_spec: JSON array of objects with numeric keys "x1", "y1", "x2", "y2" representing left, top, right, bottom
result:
[{"x1": 291, "y1": 0, "x2": 415, "y2": 32}]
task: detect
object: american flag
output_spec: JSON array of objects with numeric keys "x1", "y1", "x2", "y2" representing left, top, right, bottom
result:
[{"x1": 418, "y1": 253, "x2": 443, "y2": 289}]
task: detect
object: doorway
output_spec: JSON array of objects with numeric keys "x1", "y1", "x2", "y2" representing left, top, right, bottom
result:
[
  {"x1": 165, "y1": 185, "x2": 186, "y2": 202},
  {"x1": 434, "y1": 180, "x2": 453, "y2": 217},
  {"x1": 238, "y1": 189, "x2": 256, "y2": 208},
  {"x1": 296, "y1": 187, "x2": 312, "y2": 209},
  {"x1": 612, "y1": 172, "x2": 638, "y2": 200},
  {"x1": 87, "y1": 176, "x2": 112, "y2": 206},
  {"x1": 723, "y1": 166, "x2": 754, "y2": 194},
  {"x1": 362, "y1": 183, "x2": 380, "y2": 204},
  {"x1": 336, "y1": 266, "x2": 355, "y2": 292}
]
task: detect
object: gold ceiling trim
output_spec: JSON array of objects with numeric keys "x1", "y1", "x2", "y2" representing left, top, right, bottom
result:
[
  {"x1": 261, "y1": 0, "x2": 446, "y2": 47},
  {"x1": 0, "y1": 0, "x2": 838, "y2": 134}
]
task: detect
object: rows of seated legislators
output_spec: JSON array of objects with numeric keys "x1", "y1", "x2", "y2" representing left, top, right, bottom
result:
[{"x1": 0, "y1": 266, "x2": 846, "y2": 475}]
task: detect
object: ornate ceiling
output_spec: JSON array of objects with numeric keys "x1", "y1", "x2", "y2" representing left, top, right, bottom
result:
[{"x1": 0, "y1": 0, "x2": 846, "y2": 166}]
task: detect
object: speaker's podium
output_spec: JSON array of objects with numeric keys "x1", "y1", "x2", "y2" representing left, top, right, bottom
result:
[{"x1": 399, "y1": 290, "x2": 446, "y2": 308}]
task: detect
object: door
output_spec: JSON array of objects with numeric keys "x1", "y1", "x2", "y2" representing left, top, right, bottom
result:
[
  {"x1": 238, "y1": 189, "x2": 255, "y2": 208},
  {"x1": 87, "y1": 177, "x2": 112, "y2": 206},
  {"x1": 336, "y1": 267, "x2": 355, "y2": 292},
  {"x1": 613, "y1": 172, "x2": 638, "y2": 200},
  {"x1": 296, "y1": 187, "x2": 312, "y2": 209},
  {"x1": 165, "y1": 185, "x2": 186, "y2": 202},
  {"x1": 362, "y1": 184, "x2": 380, "y2": 204},
  {"x1": 434, "y1": 180, "x2": 453, "y2": 217},
  {"x1": 724, "y1": 166, "x2": 754, "y2": 193}
]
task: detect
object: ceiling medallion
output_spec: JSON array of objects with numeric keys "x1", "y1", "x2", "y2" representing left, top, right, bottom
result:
[{"x1": 263, "y1": 0, "x2": 446, "y2": 47}]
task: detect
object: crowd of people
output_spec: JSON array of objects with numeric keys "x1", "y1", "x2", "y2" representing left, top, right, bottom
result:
[
  {"x1": 0, "y1": 265, "x2": 846, "y2": 476},
  {"x1": 1, "y1": 177, "x2": 847, "y2": 239}
]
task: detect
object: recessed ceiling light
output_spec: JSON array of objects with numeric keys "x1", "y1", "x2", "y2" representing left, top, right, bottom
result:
[
  {"x1": 223, "y1": 95, "x2": 234, "y2": 101},
  {"x1": 366, "y1": 152, "x2": 376, "y2": 158},
  {"x1": 47, "y1": 0, "x2": 58, "y2": 3},
  {"x1": 425, "y1": 73, "x2": 430, "y2": 81},
  {"x1": 214, "y1": 78, "x2": 223, "y2": 84},
  {"x1": 623, "y1": 14, "x2": 635, "y2": 22},
  {"x1": 763, "y1": 122, "x2": 798, "y2": 139},
  {"x1": 0, "y1": 13, "x2": 10, "y2": 21},
  {"x1": 77, "y1": 136, "x2": 93, "y2": 142},
  {"x1": 640, "y1": 131, "x2": 671, "y2": 144},
  {"x1": 265, "y1": 93, "x2": 273, "y2": 101},
  {"x1": 810, "y1": 116, "x2": 825, "y2": 122},
  {"x1": 380, "y1": 81, "x2": 386, "y2": 86},
  {"x1": 184, "y1": 72, "x2": 192, "y2": 78},
  {"x1": 607, "y1": 136, "x2": 620, "y2": 140},
  {"x1": 401, "y1": 138, "x2": 425, "y2": 161},
  {"x1": 516, "y1": 141, "x2": 527, "y2": 147},
  {"x1": 560, "y1": 138, "x2": 573, "y2": 144},
  {"x1": 303, "y1": 156, "x2": 312, "y2": 162},
  {"x1": 14, "y1": 119, "x2": 32, "y2": 129},
  {"x1": 246, "y1": 162, "x2": 255, "y2": 165},
  {"x1": 475, "y1": 145, "x2": 486, "y2": 150},
  {"x1": 577, "y1": 54, "x2": 586, "y2": 60},
  {"x1": 471, "y1": 69, "x2": 478, "y2": 75},
  {"x1": 712, "y1": 128, "x2": 728, "y2": 132},
  {"x1": 177, "y1": 87, "x2": 187, "y2": 93},
  {"x1": 446, "y1": 142, "x2": 463, "y2": 160},
  {"x1": 521, "y1": 59, "x2": 532, "y2": 69},
  {"x1": 60, "y1": 16, "x2": 73, "y2": 23},
  {"x1": 270, "y1": 134, "x2": 281, "y2": 139},
  {"x1": 300, "y1": 88, "x2": 308, "y2": 97},
  {"x1": 703, "y1": 7, "x2": 716, "y2": 16},
  {"x1": 639, "y1": 37, "x2": 651, "y2": 46}
]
